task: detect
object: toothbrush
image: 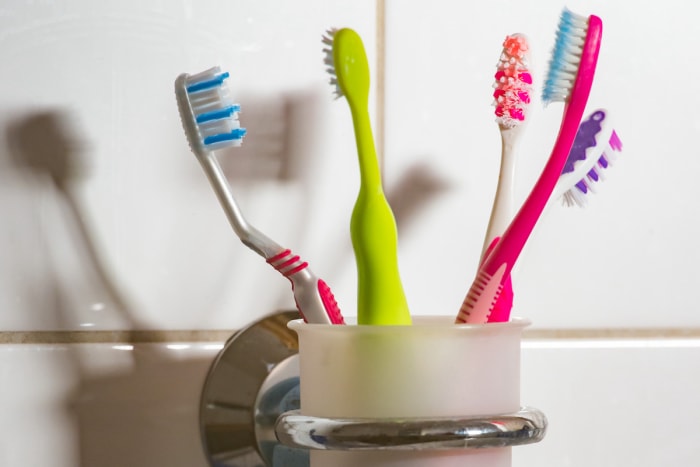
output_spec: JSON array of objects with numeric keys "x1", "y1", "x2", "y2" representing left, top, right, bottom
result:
[
  {"x1": 555, "y1": 109, "x2": 623, "y2": 207},
  {"x1": 174, "y1": 66, "x2": 345, "y2": 325},
  {"x1": 456, "y1": 8, "x2": 603, "y2": 324},
  {"x1": 482, "y1": 33, "x2": 533, "y2": 258},
  {"x1": 323, "y1": 28, "x2": 411, "y2": 325},
  {"x1": 479, "y1": 33, "x2": 533, "y2": 323},
  {"x1": 488, "y1": 110, "x2": 621, "y2": 321},
  {"x1": 487, "y1": 110, "x2": 621, "y2": 322}
]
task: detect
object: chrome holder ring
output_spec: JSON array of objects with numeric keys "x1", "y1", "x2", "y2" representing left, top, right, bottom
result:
[{"x1": 275, "y1": 407, "x2": 547, "y2": 451}]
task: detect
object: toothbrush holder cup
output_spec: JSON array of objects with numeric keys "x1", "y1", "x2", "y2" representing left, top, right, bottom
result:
[
  {"x1": 198, "y1": 312, "x2": 546, "y2": 467},
  {"x1": 275, "y1": 315, "x2": 545, "y2": 467}
]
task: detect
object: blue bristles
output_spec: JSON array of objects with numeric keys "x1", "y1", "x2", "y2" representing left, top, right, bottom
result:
[
  {"x1": 195, "y1": 105, "x2": 242, "y2": 124},
  {"x1": 186, "y1": 71, "x2": 230, "y2": 93},
  {"x1": 202, "y1": 128, "x2": 247, "y2": 146},
  {"x1": 542, "y1": 8, "x2": 588, "y2": 105},
  {"x1": 184, "y1": 67, "x2": 246, "y2": 148}
]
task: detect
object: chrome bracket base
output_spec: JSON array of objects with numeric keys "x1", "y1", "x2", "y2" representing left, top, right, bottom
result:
[{"x1": 199, "y1": 310, "x2": 302, "y2": 467}]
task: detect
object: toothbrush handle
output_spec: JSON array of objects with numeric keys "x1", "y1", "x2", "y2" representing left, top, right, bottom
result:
[
  {"x1": 349, "y1": 102, "x2": 411, "y2": 325},
  {"x1": 267, "y1": 249, "x2": 345, "y2": 324},
  {"x1": 457, "y1": 16, "x2": 602, "y2": 324},
  {"x1": 481, "y1": 130, "x2": 517, "y2": 259},
  {"x1": 481, "y1": 237, "x2": 514, "y2": 323}
]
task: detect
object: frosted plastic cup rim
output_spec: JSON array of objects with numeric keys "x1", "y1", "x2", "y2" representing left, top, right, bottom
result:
[{"x1": 288, "y1": 315, "x2": 531, "y2": 333}]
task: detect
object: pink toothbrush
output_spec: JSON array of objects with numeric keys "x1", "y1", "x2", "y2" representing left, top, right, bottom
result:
[{"x1": 456, "y1": 9, "x2": 603, "y2": 323}]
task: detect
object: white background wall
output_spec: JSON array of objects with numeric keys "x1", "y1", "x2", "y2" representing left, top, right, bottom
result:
[{"x1": 0, "y1": 0, "x2": 698, "y2": 466}]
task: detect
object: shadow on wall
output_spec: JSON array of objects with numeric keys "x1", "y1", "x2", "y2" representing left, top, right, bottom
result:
[
  {"x1": 386, "y1": 161, "x2": 452, "y2": 234},
  {"x1": 68, "y1": 346, "x2": 216, "y2": 467},
  {"x1": 4, "y1": 110, "x2": 140, "y2": 328},
  {"x1": 220, "y1": 90, "x2": 319, "y2": 183},
  {"x1": 191, "y1": 88, "x2": 325, "y2": 184},
  {"x1": 3, "y1": 110, "x2": 217, "y2": 466}
]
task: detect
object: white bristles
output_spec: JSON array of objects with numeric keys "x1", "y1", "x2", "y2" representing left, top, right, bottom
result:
[{"x1": 322, "y1": 28, "x2": 342, "y2": 99}]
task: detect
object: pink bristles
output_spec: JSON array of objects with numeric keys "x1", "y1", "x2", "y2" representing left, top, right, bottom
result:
[{"x1": 493, "y1": 34, "x2": 532, "y2": 128}]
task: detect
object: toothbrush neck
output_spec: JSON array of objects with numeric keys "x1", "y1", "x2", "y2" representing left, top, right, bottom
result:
[{"x1": 350, "y1": 102, "x2": 382, "y2": 189}]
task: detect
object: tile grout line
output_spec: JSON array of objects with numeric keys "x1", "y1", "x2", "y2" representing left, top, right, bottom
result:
[
  {"x1": 525, "y1": 328, "x2": 700, "y2": 339},
  {"x1": 0, "y1": 330, "x2": 237, "y2": 345},
  {"x1": 2, "y1": 328, "x2": 700, "y2": 345},
  {"x1": 375, "y1": 0, "x2": 386, "y2": 170}
]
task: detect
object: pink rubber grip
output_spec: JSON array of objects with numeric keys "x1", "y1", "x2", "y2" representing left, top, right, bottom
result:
[{"x1": 317, "y1": 278, "x2": 345, "y2": 325}]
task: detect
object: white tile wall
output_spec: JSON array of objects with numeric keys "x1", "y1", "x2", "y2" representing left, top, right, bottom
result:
[
  {"x1": 3, "y1": 339, "x2": 698, "y2": 466},
  {"x1": 383, "y1": 0, "x2": 700, "y2": 328},
  {"x1": 1, "y1": 0, "x2": 698, "y2": 466},
  {"x1": 0, "y1": 0, "x2": 377, "y2": 331},
  {"x1": 518, "y1": 338, "x2": 700, "y2": 467},
  {"x1": 0, "y1": 342, "x2": 218, "y2": 466}
]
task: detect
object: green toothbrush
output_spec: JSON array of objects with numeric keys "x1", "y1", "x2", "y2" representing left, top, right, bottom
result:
[{"x1": 323, "y1": 28, "x2": 411, "y2": 325}]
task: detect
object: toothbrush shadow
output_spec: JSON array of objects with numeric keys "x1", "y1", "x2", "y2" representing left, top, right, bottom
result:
[
  {"x1": 5, "y1": 110, "x2": 221, "y2": 466},
  {"x1": 214, "y1": 89, "x2": 323, "y2": 183},
  {"x1": 386, "y1": 160, "x2": 453, "y2": 234},
  {"x1": 5, "y1": 110, "x2": 140, "y2": 326}
]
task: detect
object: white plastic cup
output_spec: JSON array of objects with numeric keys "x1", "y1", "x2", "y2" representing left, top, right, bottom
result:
[{"x1": 288, "y1": 315, "x2": 529, "y2": 467}]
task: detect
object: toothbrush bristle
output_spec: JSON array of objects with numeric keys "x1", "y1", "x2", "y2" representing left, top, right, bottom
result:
[
  {"x1": 493, "y1": 33, "x2": 532, "y2": 128},
  {"x1": 561, "y1": 112, "x2": 623, "y2": 208},
  {"x1": 562, "y1": 138, "x2": 622, "y2": 207},
  {"x1": 180, "y1": 67, "x2": 246, "y2": 152},
  {"x1": 542, "y1": 8, "x2": 589, "y2": 105},
  {"x1": 322, "y1": 28, "x2": 343, "y2": 99}
]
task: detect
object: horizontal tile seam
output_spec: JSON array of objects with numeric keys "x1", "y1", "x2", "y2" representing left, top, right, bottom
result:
[
  {"x1": 0, "y1": 330, "x2": 237, "y2": 344},
  {"x1": 1, "y1": 328, "x2": 700, "y2": 344},
  {"x1": 524, "y1": 329, "x2": 700, "y2": 339}
]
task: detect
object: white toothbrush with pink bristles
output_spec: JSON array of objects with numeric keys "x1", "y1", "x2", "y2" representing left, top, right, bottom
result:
[
  {"x1": 483, "y1": 33, "x2": 533, "y2": 257},
  {"x1": 479, "y1": 33, "x2": 533, "y2": 323}
]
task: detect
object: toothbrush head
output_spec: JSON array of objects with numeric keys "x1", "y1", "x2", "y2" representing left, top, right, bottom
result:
[
  {"x1": 542, "y1": 8, "x2": 602, "y2": 106},
  {"x1": 493, "y1": 33, "x2": 533, "y2": 128},
  {"x1": 558, "y1": 109, "x2": 623, "y2": 207},
  {"x1": 174, "y1": 66, "x2": 247, "y2": 157},
  {"x1": 322, "y1": 28, "x2": 370, "y2": 106}
]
